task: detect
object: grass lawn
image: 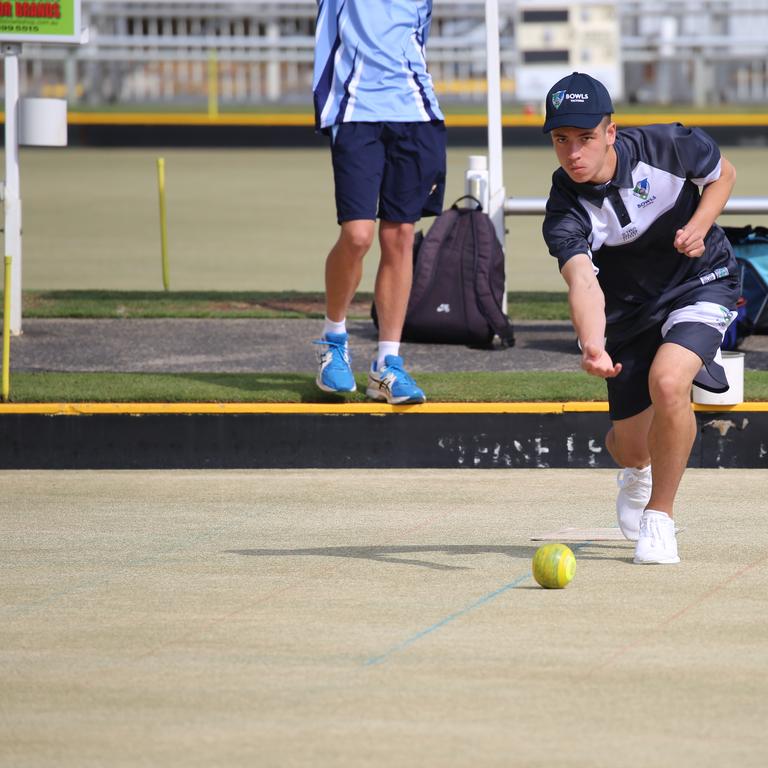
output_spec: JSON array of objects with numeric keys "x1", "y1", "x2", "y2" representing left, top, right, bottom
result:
[
  {"x1": 6, "y1": 371, "x2": 768, "y2": 404},
  {"x1": 23, "y1": 290, "x2": 570, "y2": 321},
  {"x1": 7, "y1": 371, "x2": 602, "y2": 403}
]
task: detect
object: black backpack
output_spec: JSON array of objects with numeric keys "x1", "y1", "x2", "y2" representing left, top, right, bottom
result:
[{"x1": 372, "y1": 197, "x2": 515, "y2": 347}]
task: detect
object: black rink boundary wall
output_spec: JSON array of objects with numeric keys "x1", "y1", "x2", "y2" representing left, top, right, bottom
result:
[{"x1": 1, "y1": 411, "x2": 765, "y2": 469}]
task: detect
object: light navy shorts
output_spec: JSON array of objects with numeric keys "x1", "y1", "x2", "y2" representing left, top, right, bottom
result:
[{"x1": 329, "y1": 120, "x2": 446, "y2": 224}]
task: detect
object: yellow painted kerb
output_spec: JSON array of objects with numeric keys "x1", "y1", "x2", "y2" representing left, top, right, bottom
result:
[{"x1": 0, "y1": 402, "x2": 766, "y2": 415}]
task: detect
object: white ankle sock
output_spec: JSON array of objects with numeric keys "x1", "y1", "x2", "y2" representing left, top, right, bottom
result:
[
  {"x1": 324, "y1": 316, "x2": 347, "y2": 337},
  {"x1": 376, "y1": 341, "x2": 400, "y2": 370}
]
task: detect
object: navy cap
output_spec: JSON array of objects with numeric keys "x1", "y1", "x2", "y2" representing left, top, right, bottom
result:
[{"x1": 542, "y1": 72, "x2": 614, "y2": 133}]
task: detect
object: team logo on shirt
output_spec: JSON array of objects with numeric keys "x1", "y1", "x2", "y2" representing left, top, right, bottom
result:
[
  {"x1": 551, "y1": 90, "x2": 566, "y2": 109},
  {"x1": 632, "y1": 178, "x2": 651, "y2": 200},
  {"x1": 632, "y1": 178, "x2": 657, "y2": 208}
]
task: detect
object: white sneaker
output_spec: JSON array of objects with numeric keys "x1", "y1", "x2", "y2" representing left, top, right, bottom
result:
[
  {"x1": 616, "y1": 465, "x2": 652, "y2": 541},
  {"x1": 634, "y1": 510, "x2": 680, "y2": 564}
]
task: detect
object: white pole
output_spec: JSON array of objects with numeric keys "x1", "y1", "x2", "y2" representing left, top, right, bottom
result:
[
  {"x1": 501, "y1": 197, "x2": 768, "y2": 217},
  {"x1": 3, "y1": 44, "x2": 22, "y2": 335},
  {"x1": 485, "y1": 0, "x2": 507, "y2": 312},
  {"x1": 266, "y1": 21, "x2": 280, "y2": 101}
]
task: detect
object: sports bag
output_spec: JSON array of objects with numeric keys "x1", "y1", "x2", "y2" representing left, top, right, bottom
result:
[
  {"x1": 722, "y1": 225, "x2": 768, "y2": 345},
  {"x1": 372, "y1": 197, "x2": 515, "y2": 347}
]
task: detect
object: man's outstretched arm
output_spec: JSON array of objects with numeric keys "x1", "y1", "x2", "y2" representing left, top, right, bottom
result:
[{"x1": 560, "y1": 253, "x2": 622, "y2": 378}]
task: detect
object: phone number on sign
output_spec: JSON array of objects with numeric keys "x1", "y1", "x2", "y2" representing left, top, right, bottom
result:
[{"x1": 0, "y1": 24, "x2": 42, "y2": 32}]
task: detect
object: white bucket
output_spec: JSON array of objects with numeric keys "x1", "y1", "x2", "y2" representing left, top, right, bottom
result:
[
  {"x1": 692, "y1": 351, "x2": 744, "y2": 405},
  {"x1": 19, "y1": 98, "x2": 67, "y2": 147}
]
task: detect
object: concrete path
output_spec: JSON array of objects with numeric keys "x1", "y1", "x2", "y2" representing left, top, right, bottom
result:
[
  {"x1": 11, "y1": 318, "x2": 582, "y2": 373},
  {"x1": 2, "y1": 468, "x2": 766, "y2": 767},
  {"x1": 10, "y1": 318, "x2": 768, "y2": 373}
]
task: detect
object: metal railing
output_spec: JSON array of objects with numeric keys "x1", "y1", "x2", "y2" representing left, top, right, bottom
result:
[{"x1": 502, "y1": 197, "x2": 768, "y2": 216}]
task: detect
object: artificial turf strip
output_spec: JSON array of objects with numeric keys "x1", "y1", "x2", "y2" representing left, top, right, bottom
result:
[
  {"x1": 22, "y1": 290, "x2": 318, "y2": 320},
  {"x1": 6, "y1": 371, "x2": 605, "y2": 403},
  {"x1": 6, "y1": 371, "x2": 768, "y2": 403},
  {"x1": 22, "y1": 290, "x2": 571, "y2": 322}
]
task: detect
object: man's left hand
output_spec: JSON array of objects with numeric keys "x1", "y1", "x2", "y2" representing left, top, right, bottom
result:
[{"x1": 674, "y1": 224, "x2": 706, "y2": 258}]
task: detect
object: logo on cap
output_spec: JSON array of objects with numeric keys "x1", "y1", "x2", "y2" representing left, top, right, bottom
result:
[{"x1": 551, "y1": 90, "x2": 566, "y2": 110}]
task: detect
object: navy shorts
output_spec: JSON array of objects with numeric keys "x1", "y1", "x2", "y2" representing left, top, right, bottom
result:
[
  {"x1": 605, "y1": 286, "x2": 738, "y2": 422},
  {"x1": 330, "y1": 121, "x2": 446, "y2": 224}
]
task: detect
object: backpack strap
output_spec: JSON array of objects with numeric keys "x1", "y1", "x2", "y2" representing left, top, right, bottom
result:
[
  {"x1": 749, "y1": 225, "x2": 768, "y2": 242},
  {"x1": 723, "y1": 224, "x2": 768, "y2": 245},
  {"x1": 450, "y1": 195, "x2": 483, "y2": 211},
  {"x1": 470, "y1": 212, "x2": 516, "y2": 348},
  {"x1": 405, "y1": 207, "x2": 461, "y2": 313}
]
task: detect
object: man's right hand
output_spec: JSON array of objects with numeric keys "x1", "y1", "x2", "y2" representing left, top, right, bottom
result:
[{"x1": 581, "y1": 342, "x2": 622, "y2": 378}]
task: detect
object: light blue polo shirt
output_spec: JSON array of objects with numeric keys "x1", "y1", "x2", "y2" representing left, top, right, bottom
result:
[{"x1": 313, "y1": 0, "x2": 444, "y2": 131}]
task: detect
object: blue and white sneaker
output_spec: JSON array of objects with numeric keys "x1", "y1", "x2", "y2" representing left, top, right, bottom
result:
[
  {"x1": 366, "y1": 355, "x2": 426, "y2": 404},
  {"x1": 313, "y1": 332, "x2": 356, "y2": 393}
]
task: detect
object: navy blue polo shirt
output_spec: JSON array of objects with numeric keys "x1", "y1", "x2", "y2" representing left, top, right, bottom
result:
[{"x1": 543, "y1": 123, "x2": 738, "y2": 341}]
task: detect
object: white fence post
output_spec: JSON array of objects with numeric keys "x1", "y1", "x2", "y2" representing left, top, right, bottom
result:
[
  {"x1": 3, "y1": 44, "x2": 22, "y2": 335},
  {"x1": 485, "y1": 0, "x2": 507, "y2": 312}
]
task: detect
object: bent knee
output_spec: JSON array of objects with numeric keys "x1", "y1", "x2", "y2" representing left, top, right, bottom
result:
[{"x1": 649, "y1": 370, "x2": 693, "y2": 409}]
